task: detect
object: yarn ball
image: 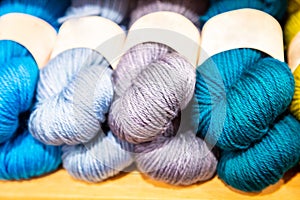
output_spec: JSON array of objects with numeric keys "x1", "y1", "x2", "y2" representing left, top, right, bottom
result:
[
  {"x1": 0, "y1": 41, "x2": 38, "y2": 143},
  {"x1": 109, "y1": 43, "x2": 195, "y2": 144},
  {"x1": 109, "y1": 42, "x2": 218, "y2": 185},
  {"x1": 195, "y1": 49, "x2": 294, "y2": 150},
  {"x1": 201, "y1": 0, "x2": 287, "y2": 25},
  {"x1": 29, "y1": 49, "x2": 112, "y2": 145},
  {"x1": 285, "y1": 0, "x2": 300, "y2": 121},
  {"x1": 0, "y1": 0, "x2": 68, "y2": 179},
  {"x1": 108, "y1": 0, "x2": 217, "y2": 186},
  {"x1": 29, "y1": 0, "x2": 134, "y2": 182},
  {"x1": 29, "y1": 48, "x2": 134, "y2": 182},
  {"x1": 218, "y1": 114, "x2": 300, "y2": 192},
  {"x1": 195, "y1": 1, "x2": 300, "y2": 191},
  {"x1": 58, "y1": 0, "x2": 131, "y2": 24}
]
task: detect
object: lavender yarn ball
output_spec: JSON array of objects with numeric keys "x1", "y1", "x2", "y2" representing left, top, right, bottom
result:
[
  {"x1": 29, "y1": 48, "x2": 134, "y2": 182},
  {"x1": 108, "y1": 0, "x2": 216, "y2": 186},
  {"x1": 109, "y1": 42, "x2": 217, "y2": 185},
  {"x1": 110, "y1": 43, "x2": 195, "y2": 144}
]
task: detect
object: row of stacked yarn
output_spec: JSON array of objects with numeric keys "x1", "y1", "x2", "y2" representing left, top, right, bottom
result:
[{"x1": 1, "y1": 0, "x2": 300, "y2": 193}]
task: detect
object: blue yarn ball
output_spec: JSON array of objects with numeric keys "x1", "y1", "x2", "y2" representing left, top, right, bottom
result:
[
  {"x1": 195, "y1": 49, "x2": 294, "y2": 150},
  {"x1": 201, "y1": 0, "x2": 287, "y2": 25},
  {"x1": 0, "y1": 130, "x2": 61, "y2": 180},
  {"x1": 218, "y1": 114, "x2": 300, "y2": 192},
  {"x1": 0, "y1": 41, "x2": 62, "y2": 180},
  {"x1": 0, "y1": 41, "x2": 38, "y2": 142},
  {"x1": 0, "y1": 1, "x2": 70, "y2": 180}
]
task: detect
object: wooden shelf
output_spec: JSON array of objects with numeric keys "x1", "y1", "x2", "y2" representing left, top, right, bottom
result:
[{"x1": 0, "y1": 166, "x2": 300, "y2": 200}]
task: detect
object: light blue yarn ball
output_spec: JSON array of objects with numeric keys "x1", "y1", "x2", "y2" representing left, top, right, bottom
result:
[
  {"x1": 29, "y1": 48, "x2": 134, "y2": 182},
  {"x1": 62, "y1": 131, "x2": 133, "y2": 182},
  {"x1": 30, "y1": 48, "x2": 114, "y2": 145}
]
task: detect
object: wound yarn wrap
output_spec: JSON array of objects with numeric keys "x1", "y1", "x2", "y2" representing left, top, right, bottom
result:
[
  {"x1": 0, "y1": 0, "x2": 69, "y2": 180},
  {"x1": 29, "y1": 1, "x2": 134, "y2": 182},
  {"x1": 285, "y1": 0, "x2": 300, "y2": 121},
  {"x1": 196, "y1": 1, "x2": 300, "y2": 192},
  {"x1": 109, "y1": 0, "x2": 217, "y2": 186}
]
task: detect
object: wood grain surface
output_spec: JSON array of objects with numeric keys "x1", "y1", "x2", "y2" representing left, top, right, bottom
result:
[{"x1": 0, "y1": 166, "x2": 299, "y2": 200}]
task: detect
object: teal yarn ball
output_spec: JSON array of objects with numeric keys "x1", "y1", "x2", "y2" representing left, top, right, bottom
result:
[
  {"x1": 194, "y1": 0, "x2": 300, "y2": 192},
  {"x1": 195, "y1": 49, "x2": 294, "y2": 150},
  {"x1": 0, "y1": 0, "x2": 69, "y2": 180},
  {"x1": 201, "y1": 0, "x2": 287, "y2": 24},
  {"x1": 195, "y1": 50, "x2": 300, "y2": 191},
  {"x1": 218, "y1": 114, "x2": 300, "y2": 192}
]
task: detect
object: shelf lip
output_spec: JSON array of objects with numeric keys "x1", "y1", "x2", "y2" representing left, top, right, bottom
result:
[{"x1": 0, "y1": 168, "x2": 299, "y2": 200}]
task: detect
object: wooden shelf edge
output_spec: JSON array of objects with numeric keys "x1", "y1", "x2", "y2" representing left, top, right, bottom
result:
[{"x1": 0, "y1": 166, "x2": 299, "y2": 200}]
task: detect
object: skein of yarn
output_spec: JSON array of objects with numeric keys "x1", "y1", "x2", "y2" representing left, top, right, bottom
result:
[
  {"x1": 29, "y1": 1, "x2": 134, "y2": 182},
  {"x1": 109, "y1": 0, "x2": 217, "y2": 186},
  {"x1": 285, "y1": 0, "x2": 300, "y2": 120},
  {"x1": 0, "y1": 0, "x2": 69, "y2": 180},
  {"x1": 196, "y1": 5, "x2": 300, "y2": 192}
]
